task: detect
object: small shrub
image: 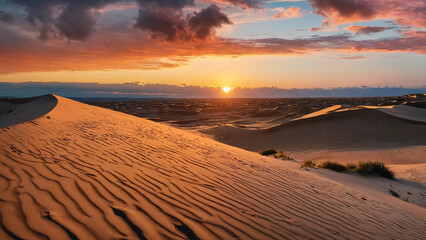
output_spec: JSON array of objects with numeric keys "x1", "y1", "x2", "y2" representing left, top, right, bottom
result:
[
  {"x1": 259, "y1": 149, "x2": 278, "y2": 156},
  {"x1": 389, "y1": 190, "x2": 400, "y2": 198},
  {"x1": 319, "y1": 161, "x2": 347, "y2": 172},
  {"x1": 314, "y1": 161, "x2": 394, "y2": 180},
  {"x1": 355, "y1": 161, "x2": 394, "y2": 179},
  {"x1": 301, "y1": 160, "x2": 316, "y2": 168},
  {"x1": 274, "y1": 151, "x2": 293, "y2": 160},
  {"x1": 345, "y1": 163, "x2": 357, "y2": 171}
]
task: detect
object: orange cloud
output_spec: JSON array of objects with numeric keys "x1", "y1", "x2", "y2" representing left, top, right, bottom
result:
[
  {"x1": 0, "y1": 29, "x2": 424, "y2": 74},
  {"x1": 344, "y1": 25, "x2": 393, "y2": 34},
  {"x1": 309, "y1": 0, "x2": 426, "y2": 28},
  {"x1": 274, "y1": 7, "x2": 306, "y2": 19}
]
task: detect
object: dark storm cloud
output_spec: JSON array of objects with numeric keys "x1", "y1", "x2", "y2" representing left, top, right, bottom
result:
[
  {"x1": 7, "y1": 0, "x2": 238, "y2": 41},
  {"x1": 8, "y1": 0, "x2": 120, "y2": 40},
  {"x1": 135, "y1": 7, "x2": 190, "y2": 42},
  {"x1": 309, "y1": 0, "x2": 376, "y2": 19},
  {"x1": 0, "y1": 10, "x2": 14, "y2": 22},
  {"x1": 188, "y1": 5, "x2": 231, "y2": 40},
  {"x1": 135, "y1": 1, "x2": 231, "y2": 42}
]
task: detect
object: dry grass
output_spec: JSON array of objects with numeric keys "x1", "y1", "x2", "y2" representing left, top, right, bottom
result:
[
  {"x1": 319, "y1": 161, "x2": 347, "y2": 172},
  {"x1": 301, "y1": 160, "x2": 317, "y2": 168},
  {"x1": 355, "y1": 161, "x2": 394, "y2": 179},
  {"x1": 302, "y1": 160, "x2": 394, "y2": 179},
  {"x1": 274, "y1": 151, "x2": 294, "y2": 160}
]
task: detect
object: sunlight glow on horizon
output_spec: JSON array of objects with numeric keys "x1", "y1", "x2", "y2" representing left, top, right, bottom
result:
[{"x1": 223, "y1": 87, "x2": 231, "y2": 93}]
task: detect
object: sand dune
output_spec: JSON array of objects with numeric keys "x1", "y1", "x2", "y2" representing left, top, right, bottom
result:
[
  {"x1": 0, "y1": 95, "x2": 425, "y2": 239},
  {"x1": 0, "y1": 95, "x2": 58, "y2": 128},
  {"x1": 202, "y1": 105, "x2": 426, "y2": 151}
]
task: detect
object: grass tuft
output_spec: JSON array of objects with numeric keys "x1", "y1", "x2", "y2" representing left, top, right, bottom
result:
[
  {"x1": 259, "y1": 149, "x2": 278, "y2": 156},
  {"x1": 313, "y1": 161, "x2": 394, "y2": 180},
  {"x1": 319, "y1": 161, "x2": 347, "y2": 172},
  {"x1": 274, "y1": 151, "x2": 294, "y2": 160},
  {"x1": 301, "y1": 160, "x2": 316, "y2": 168},
  {"x1": 354, "y1": 161, "x2": 394, "y2": 179},
  {"x1": 389, "y1": 190, "x2": 400, "y2": 198}
]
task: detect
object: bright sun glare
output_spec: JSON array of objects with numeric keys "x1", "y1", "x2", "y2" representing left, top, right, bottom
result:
[{"x1": 223, "y1": 87, "x2": 231, "y2": 93}]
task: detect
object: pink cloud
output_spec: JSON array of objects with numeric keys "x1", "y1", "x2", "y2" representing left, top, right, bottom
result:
[
  {"x1": 309, "y1": 0, "x2": 426, "y2": 28},
  {"x1": 0, "y1": 30, "x2": 424, "y2": 74},
  {"x1": 344, "y1": 25, "x2": 393, "y2": 34},
  {"x1": 274, "y1": 7, "x2": 306, "y2": 19}
]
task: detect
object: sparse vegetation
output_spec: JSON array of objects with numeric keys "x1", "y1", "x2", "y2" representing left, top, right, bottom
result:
[
  {"x1": 389, "y1": 190, "x2": 400, "y2": 198},
  {"x1": 301, "y1": 160, "x2": 317, "y2": 168},
  {"x1": 319, "y1": 161, "x2": 347, "y2": 172},
  {"x1": 345, "y1": 163, "x2": 357, "y2": 171},
  {"x1": 307, "y1": 160, "x2": 394, "y2": 180},
  {"x1": 259, "y1": 149, "x2": 278, "y2": 156},
  {"x1": 259, "y1": 149, "x2": 294, "y2": 161},
  {"x1": 274, "y1": 151, "x2": 294, "y2": 160},
  {"x1": 354, "y1": 161, "x2": 394, "y2": 179}
]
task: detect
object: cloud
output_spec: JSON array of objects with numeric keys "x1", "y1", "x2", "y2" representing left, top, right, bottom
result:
[
  {"x1": 308, "y1": 0, "x2": 426, "y2": 28},
  {"x1": 309, "y1": 19, "x2": 330, "y2": 32},
  {"x1": 7, "y1": 0, "x2": 236, "y2": 42},
  {"x1": 209, "y1": 0, "x2": 263, "y2": 9},
  {"x1": 340, "y1": 55, "x2": 365, "y2": 60},
  {"x1": 135, "y1": 3, "x2": 231, "y2": 42},
  {"x1": 8, "y1": 0, "x2": 120, "y2": 40},
  {"x1": 188, "y1": 5, "x2": 231, "y2": 39},
  {"x1": 309, "y1": 0, "x2": 375, "y2": 22},
  {"x1": 273, "y1": 7, "x2": 305, "y2": 19},
  {"x1": 0, "y1": 0, "x2": 425, "y2": 74},
  {"x1": 344, "y1": 25, "x2": 392, "y2": 34},
  {"x1": 0, "y1": 29, "x2": 424, "y2": 74},
  {"x1": 1, "y1": 82, "x2": 424, "y2": 98},
  {"x1": 0, "y1": 10, "x2": 14, "y2": 23}
]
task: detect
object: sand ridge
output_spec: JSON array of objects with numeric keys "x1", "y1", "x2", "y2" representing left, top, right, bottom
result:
[
  {"x1": 201, "y1": 105, "x2": 426, "y2": 152},
  {"x1": 0, "y1": 95, "x2": 425, "y2": 239},
  {"x1": 0, "y1": 95, "x2": 58, "y2": 128}
]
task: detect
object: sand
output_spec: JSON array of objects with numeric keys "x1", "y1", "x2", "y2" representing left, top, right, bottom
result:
[
  {"x1": 0, "y1": 95, "x2": 58, "y2": 128},
  {"x1": 0, "y1": 95, "x2": 425, "y2": 239},
  {"x1": 199, "y1": 104, "x2": 426, "y2": 182}
]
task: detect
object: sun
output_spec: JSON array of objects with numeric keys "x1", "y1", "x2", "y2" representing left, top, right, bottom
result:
[{"x1": 222, "y1": 87, "x2": 231, "y2": 93}]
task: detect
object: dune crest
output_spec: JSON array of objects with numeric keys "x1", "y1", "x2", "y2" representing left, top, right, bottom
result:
[
  {"x1": 0, "y1": 94, "x2": 58, "y2": 128},
  {"x1": 0, "y1": 96, "x2": 425, "y2": 239}
]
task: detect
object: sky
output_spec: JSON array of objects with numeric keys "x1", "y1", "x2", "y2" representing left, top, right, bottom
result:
[{"x1": 0, "y1": 0, "x2": 425, "y2": 91}]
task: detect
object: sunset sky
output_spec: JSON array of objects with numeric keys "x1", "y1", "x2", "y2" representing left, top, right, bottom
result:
[{"x1": 0, "y1": 0, "x2": 425, "y2": 89}]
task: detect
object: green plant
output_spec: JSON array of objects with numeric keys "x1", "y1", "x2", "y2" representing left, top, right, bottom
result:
[
  {"x1": 259, "y1": 149, "x2": 278, "y2": 156},
  {"x1": 301, "y1": 160, "x2": 316, "y2": 168},
  {"x1": 319, "y1": 161, "x2": 347, "y2": 172}
]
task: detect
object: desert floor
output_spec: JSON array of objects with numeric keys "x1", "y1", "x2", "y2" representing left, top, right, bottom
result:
[{"x1": 0, "y1": 95, "x2": 425, "y2": 239}]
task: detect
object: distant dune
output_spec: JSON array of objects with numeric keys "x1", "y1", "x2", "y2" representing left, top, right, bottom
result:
[
  {"x1": 202, "y1": 105, "x2": 426, "y2": 151},
  {"x1": 0, "y1": 95, "x2": 425, "y2": 239}
]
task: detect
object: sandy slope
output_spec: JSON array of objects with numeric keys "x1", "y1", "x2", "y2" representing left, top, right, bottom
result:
[
  {"x1": 201, "y1": 106, "x2": 426, "y2": 151},
  {"x1": 0, "y1": 95, "x2": 58, "y2": 128},
  {"x1": 200, "y1": 105, "x2": 426, "y2": 183},
  {"x1": 0, "y1": 95, "x2": 425, "y2": 239}
]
